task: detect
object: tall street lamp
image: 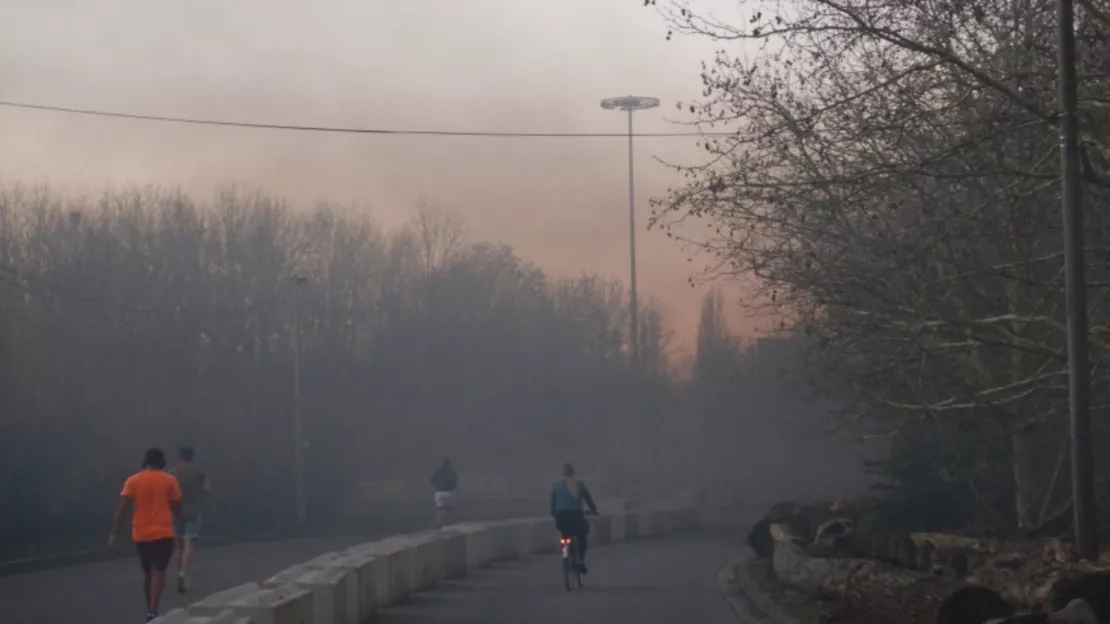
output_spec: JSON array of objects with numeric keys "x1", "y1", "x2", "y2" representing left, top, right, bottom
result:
[{"x1": 601, "y1": 95, "x2": 660, "y2": 366}]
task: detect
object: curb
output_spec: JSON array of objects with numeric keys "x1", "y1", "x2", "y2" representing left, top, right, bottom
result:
[{"x1": 717, "y1": 555, "x2": 803, "y2": 624}]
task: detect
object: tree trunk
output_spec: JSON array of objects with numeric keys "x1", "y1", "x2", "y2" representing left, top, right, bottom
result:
[{"x1": 770, "y1": 523, "x2": 969, "y2": 624}]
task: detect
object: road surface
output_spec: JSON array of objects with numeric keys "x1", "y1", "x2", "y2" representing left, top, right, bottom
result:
[
  {"x1": 0, "y1": 530, "x2": 745, "y2": 624},
  {"x1": 376, "y1": 530, "x2": 744, "y2": 624},
  {"x1": 0, "y1": 534, "x2": 380, "y2": 624}
]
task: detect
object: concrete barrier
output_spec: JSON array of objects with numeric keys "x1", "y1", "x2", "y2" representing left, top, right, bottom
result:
[
  {"x1": 351, "y1": 536, "x2": 416, "y2": 606},
  {"x1": 457, "y1": 523, "x2": 495, "y2": 568},
  {"x1": 287, "y1": 551, "x2": 368, "y2": 622},
  {"x1": 152, "y1": 609, "x2": 255, "y2": 623},
  {"x1": 661, "y1": 508, "x2": 679, "y2": 534},
  {"x1": 190, "y1": 584, "x2": 314, "y2": 624},
  {"x1": 610, "y1": 513, "x2": 628, "y2": 542},
  {"x1": 186, "y1": 583, "x2": 263, "y2": 616},
  {"x1": 590, "y1": 514, "x2": 612, "y2": 546},
  {"x1": 332, "y1": 550, "x2": 387, "y2": 619},
  {"x1": 493, "y1": 520, "x2": 533, "y2": 560},
  {"x1": 679, "y1": 506, "x2": 699, "y2": 530},
  {"x1": 625, "y1": 511, "x2": 642, "y2": 539},
  {"x1": 411, "y1": 534, "x2": 446, "y2": 591},
  {"x1": 439, "y1": 529, "x2": 468, "y2": 578},
  {"x1": 263, "y1": 566, "x2": 351, "y2": 624},
  {"x1": 521, "y1": 517, "x2": 557, "y2": 554},
  {"x1": 169, "y1": 503, "x2": 697, "y2": 624}
]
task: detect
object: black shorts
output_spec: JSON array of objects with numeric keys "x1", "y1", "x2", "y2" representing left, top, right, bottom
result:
[{"x1": 136, "y1": 538, "x2": 175, "y2": 572}]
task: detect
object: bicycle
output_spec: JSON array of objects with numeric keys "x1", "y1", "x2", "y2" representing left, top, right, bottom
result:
[{"x1": 559, "y1": 534, "x2": 585, "y2": 591}]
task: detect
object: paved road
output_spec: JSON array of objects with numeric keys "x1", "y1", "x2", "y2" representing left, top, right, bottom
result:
[
  {"x1": 0, "y1": 530, "x2": 746, "y2": 624},
  {"x1": 376, "y1": 530, "x2": 746, "y2": 624},
  {"x1": 0, "y1": 534, "x2": 381, "y2": 624}
]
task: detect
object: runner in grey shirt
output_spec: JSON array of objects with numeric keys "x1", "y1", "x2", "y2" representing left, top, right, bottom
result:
[
  {"x1": 168, "y1": 446, "x2": 210, "y2": 594},
  {"x1": 430, "y1": 458, "x2": 458, "y2": 528}
]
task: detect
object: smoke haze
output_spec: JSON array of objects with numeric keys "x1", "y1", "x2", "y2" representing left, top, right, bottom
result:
[{"x1": 0, "y1": 0, "x2": 758, "y2": 349}]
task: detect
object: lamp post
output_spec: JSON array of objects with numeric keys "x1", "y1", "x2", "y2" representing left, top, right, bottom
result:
[
  {"x1": 1057, "y1": 0, "x2": 1097, "y2": 560},
  {"x1": 601, "y1": 95, "x2": 660, "y2": 366},
  {"x1": 292, "y1": 274, "x2": 308, "y2": 529}
]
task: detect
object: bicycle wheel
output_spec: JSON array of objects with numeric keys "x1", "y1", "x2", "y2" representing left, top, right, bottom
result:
[
  {"x1": 562, "y1": 544, "x2": 573, "y2": 591},
  {"x1": 572, "y1": 539, "x2": 584, "y2": 589}
]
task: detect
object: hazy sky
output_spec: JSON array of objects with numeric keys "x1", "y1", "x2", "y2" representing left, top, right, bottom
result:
[{"x1": 0, "y1": 0, "x2": 761, "y2": 353}]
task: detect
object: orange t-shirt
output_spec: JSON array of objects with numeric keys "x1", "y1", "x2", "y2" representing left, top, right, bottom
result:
[{"x1": 120, "y1": 469, "x2": 182, "y2": 542}]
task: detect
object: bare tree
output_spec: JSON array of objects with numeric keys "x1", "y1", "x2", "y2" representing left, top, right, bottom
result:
[
  {"x1": 0, "y1": 183, "x2": 692, "y2": 557},
  {"x1": 410, "y1": 200, "x2": 466, "y2": 277},
  {"x1": 643, "y1": 0, "x2": 1110, "y2": 531}
]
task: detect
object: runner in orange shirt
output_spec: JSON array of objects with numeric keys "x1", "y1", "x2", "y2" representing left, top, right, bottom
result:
[{"x1": 109, "y1": 448, "x2": 183, "y2": 623}]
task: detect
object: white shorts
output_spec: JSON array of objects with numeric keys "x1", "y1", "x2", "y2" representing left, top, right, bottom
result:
[{"x1": 434, "y1": 491, "x2": 454, "y2": 509}]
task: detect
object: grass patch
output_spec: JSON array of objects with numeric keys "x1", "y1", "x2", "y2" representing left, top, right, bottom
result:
[{"x1": 744, "y1": 559, "x2": 826, "y2": 624}]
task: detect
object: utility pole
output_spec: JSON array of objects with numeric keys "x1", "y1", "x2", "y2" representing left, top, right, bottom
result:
[
  {"x1": 292, "y1": 274, "x2": 308, "y2": 529},
  {"x1": 1057, "y1": 0, "x2": 1098, "y2": 560}
]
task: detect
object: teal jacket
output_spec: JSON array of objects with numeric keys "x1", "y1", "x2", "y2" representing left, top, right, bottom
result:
[{"x1": 550, "y1": 479, "x2": 598, "y2": 515}]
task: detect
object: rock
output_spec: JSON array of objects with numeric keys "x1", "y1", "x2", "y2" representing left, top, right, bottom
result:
[
  {"x1": 748, "y1": 500, "x2": 837, "y2": 560},
  {"x1": 1047, "y1": 599, "x2": 1098, "y2": 624},
  {"x1": 769, "y1": 522, "x2": 967, "y2": 624},
  {"x1": 1047, "y1": 572, "x2": 1110, "y2": 623},
  {"x1": 935, "y1": 586, "x2": 1013, "y2": 624}
]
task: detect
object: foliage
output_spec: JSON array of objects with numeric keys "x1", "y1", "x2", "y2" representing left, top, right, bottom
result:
[
  {"x1": 0, "y1": 184, "x2": 674, "y2": 558},
  {"x1": 644, "y1": 0, "x2": 1110, "y2": 534}
]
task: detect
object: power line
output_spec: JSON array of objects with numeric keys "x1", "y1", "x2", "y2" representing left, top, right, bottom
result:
[{"x1": 0, "y1": 100, "x2": 736, "y2": 138}]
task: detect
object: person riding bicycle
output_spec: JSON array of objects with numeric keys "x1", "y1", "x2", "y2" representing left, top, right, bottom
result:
[{"x1": 550, "y1": 463, "x2": 598, "y2": 574}]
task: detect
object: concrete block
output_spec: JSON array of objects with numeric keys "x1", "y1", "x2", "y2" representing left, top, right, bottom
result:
[
  {"x1": 510, "y1": 520, "x2": 536, "y2": 558},
  {"x1": 457, "y1": 523, "x2": 494, "y2": 568},
  {"x1": 485, "y1": 522, "x2": 509, "y2": 561},
  {"x1": 152, "y1": 610, "x2": 254, "y2": 624},
  {"x1": 187, "y1": 582, "x2": 262, "y2": 616},
  {"x1": 590, "y1": 514, "x2": 612, "y2": 546},
  {"x1": 289, "y1": 552, "x2": 366, "y2": 622},
  {"x1": 520, "y1": 517, "x2": 556, "y2": 555},
  {"x1": 296, "y1": 568, "x2": 348, "y2": 624},
  {"x1": 610, "y1": 513, "x2": 628, "y2": 542},
  {"x1": 355, "y1": 536, "x2": 416, "y2": 606},
  {"x1": 679, "y1": 506, "x2": 698, "y2": 530},
  {"x1": 412, "y1": 535, "x2": 446, "y2": 591},
  {"x1": 218, "y1": 584, "x2": 314, "y2": 624},
  {"x1": 263, "y1": 564, "x2": 309, "y2": 588},
  {"x1": 300, "y1": 551, "x2": 345, "y2": 570},
  {"x1": 660, "y1": 508, "x2": 678, "y2": 534},
  {"x1": 438, "y1": 529, "x2": 468, "y2": 578},
  {"x1": 263, "y1": 566, "x2": 352, "y2": 624},
  {"x1": 625, "y1": 511, "x2": 642, "y2": 539},
  {"x1": 337, "y1": 553, "x2": 378, "y2": 622},
  {"x1": 490, "y1": 520, "x2": 529, "y2": 560},
  {"x1": 326, "y1": 548, "x2": 388, "y2": 619},
  {"x1": 210, "y1": 613, "x2": 255, "y2": 624}
]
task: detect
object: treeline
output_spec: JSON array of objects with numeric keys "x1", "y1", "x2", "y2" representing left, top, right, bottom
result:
[
  {"x1": 689, "y1": 289, "x2": 879, "y2": 507},
  {"x1": 650, "y1": 0, "x2": 1110, "y2": 536},
  {"x1": 0, "y1": 185, "x2": 680, "y2": 557}
]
